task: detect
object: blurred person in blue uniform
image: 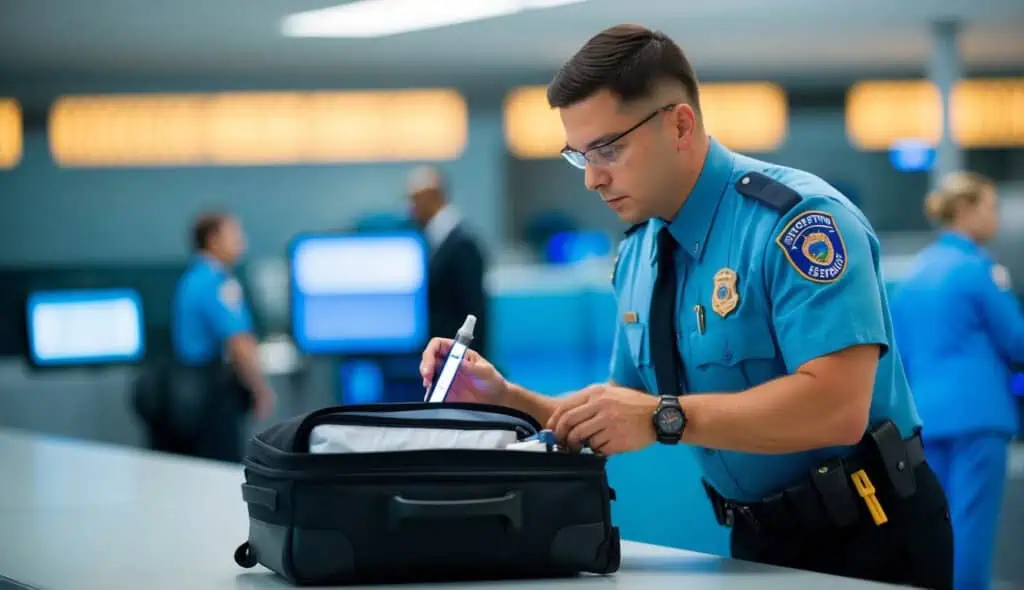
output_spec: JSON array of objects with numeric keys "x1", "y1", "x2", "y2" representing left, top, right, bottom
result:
[
  {"x1": 891, "y1": 172, "x2": 1024, "y2": 590},
  {"x1": 165, "y1": 211, "x2": 275, "y2": 462},
  {"x1": 419, "y1": 24, "x2": 951, "y2": 589},
  {"x1": 407, "y1": 166, "x2": 489, "y2": 357}
]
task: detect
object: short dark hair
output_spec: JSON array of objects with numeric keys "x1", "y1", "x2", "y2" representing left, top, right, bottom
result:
[
  {"x1": 191, "y1": 211, "x2": 229, "y2": 252},
  {"x1": 546, "y1": 24, "x2": 700, "y2": 113}
]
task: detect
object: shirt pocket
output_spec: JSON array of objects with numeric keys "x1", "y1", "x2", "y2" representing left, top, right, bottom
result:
[{"x1": 687, "y1": 318, "x2": 779, "y2": 391}]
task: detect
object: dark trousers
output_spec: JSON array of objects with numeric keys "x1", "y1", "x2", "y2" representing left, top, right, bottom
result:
[
  {"x1": 731, "y1": 462, "x2": 953, "y2": 589},
  {"x1": 149, "y1": 397, "x2": 244, "y2": 463},
  {"x1": 145, "y1": 367, "x2": 248, "y2": 463}
]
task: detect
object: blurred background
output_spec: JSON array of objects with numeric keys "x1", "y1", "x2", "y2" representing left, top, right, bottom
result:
[{"x1": 0, "y1": 0, "x2": 1022, "y2": 586}]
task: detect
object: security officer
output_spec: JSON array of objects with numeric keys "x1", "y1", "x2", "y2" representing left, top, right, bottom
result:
[
  {"x1": 891, "y1": 171, "x2": 1024, "y2": 590},
  {"x1": 168, "y1": 211, "x2": 275, "y2": 462},
  {"x1": 420, "y1": 24, "x2": 952, "y2": 589}
]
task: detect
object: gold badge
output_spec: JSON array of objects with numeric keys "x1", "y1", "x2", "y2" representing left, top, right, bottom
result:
[
  {"x1": 711, "y1": 268, "x2": 739, "y2": 318},
  {"x1": 623, "y1": 311, "x2": 638, "y2": 324}
]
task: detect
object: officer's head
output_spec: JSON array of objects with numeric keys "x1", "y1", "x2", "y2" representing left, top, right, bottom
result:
[
  {"x1": 925, "y1": 171, "x2": 1000, "y2": 243},
  {"x1": 547, "y1": 24, "x2": 705, "y2": 224},
  {"x1": 406, "y1": 165, "x2": 448, "y2": 228},
  {"x1": 192, "y1": 211, "x2": 247, "y2": 264}
]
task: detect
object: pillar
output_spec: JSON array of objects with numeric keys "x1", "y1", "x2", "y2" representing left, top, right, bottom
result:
[{"x1": 928, "y1": 20, "x2": 964, "y2": 188}]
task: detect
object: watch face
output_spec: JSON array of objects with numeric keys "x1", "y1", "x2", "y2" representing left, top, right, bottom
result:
[{"x1": 657, "y1": 407, "x2": 685, "y2": 434}]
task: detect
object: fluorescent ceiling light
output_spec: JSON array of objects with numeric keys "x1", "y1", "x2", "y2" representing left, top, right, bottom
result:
[{"x1": 282, "y1": 0, "x2": 591, "y2": 38}]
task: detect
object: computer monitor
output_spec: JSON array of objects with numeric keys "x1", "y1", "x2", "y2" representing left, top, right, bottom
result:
[
  {"x1": 25, "y1": 288, "x2": 146, "y2": 367},
  {"x1": 289, "y1": 231, "x2": 428, "y2": 355}
]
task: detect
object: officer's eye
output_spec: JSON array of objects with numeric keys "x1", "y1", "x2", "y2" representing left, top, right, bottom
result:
[{"x1": 592, "y1": 144, "x2": 622, "y2": 163}]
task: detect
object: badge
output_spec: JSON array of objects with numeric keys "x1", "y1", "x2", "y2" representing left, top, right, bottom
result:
[
  {"x1": 711, "y1": 268, "x2": 739, "y2": 318},
  {"x1": 992, "y1": 264, "x2": 1012, "y2": 291},
  {"x1": 218, "y1": 278, "x2": 243, "y2": 309},
  {"x1": 775, "y1": 210, "x2": 847, "y2": 284},
  {"x1": 623, "y1": 311, "x2": 639, "y2": 324}
]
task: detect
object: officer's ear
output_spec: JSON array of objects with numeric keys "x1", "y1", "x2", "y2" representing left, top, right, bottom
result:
[{"x1": 670, "y1": 103, "x2": 697, "y2": 151}]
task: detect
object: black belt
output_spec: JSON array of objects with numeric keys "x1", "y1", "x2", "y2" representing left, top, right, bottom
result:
[{"x1": 704, "y1": 427, "x2": 925, "y2": 535}]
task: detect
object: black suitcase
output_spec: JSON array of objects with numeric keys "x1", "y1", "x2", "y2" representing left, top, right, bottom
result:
[{"x1": 233, "y1": 402, "x2": 621, "y2": 585}]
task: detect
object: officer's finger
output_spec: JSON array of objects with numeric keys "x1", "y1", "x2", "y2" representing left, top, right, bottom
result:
[
  {"x1": 587, "y1": 430, "x2": 613, "y2": 455},
  {"x1": 566, "y1": 414, "x2": 604, "y2": 448},
  {"x1": 553, "y1": 399, "x2": 599, "y2": 443},
  {"x1": 546, "y1": 390, "x2": 592, "y2": 430},
  {"x1": 455, "y1": 357, "x2": 498, "y2": 385},
  {"x1": 420, "y1": 338, "x2": 453, "y2": 380}
]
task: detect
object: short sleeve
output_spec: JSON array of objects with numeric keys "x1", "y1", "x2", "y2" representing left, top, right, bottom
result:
[
  {"x1": 200, "y1": 276, "x2": 252, "y2": 340},
  {"x1": 609, "y1": 320, "x2": 645, "y2": 390},
  {"x1": 764, "y1": 197, "x2": 889, "y2": 371}
]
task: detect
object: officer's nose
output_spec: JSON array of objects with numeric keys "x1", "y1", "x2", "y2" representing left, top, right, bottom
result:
[{"x1": 584, "y1": 163, "x2": 609, "y2": 192}]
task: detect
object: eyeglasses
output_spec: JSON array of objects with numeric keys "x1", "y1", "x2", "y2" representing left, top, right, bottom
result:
[{"x1": 560, "y1": 104, "x2": 677, "y2": 170}]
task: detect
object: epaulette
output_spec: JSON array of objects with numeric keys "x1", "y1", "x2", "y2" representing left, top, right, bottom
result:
[{"x1": 735, "y1": 172, "x2": 801, "y2": 214}]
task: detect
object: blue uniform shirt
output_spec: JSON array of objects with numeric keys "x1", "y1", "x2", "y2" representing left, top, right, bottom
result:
[
  {"x1": 172, "y1": 255, "x2": 253, "y2": 366},
  {"x1": 890, "y1": 231, "x2": 1024, "y2": 439},
  {"x1": 609, "y1": 138, "x2": 921, "y2": 502}
]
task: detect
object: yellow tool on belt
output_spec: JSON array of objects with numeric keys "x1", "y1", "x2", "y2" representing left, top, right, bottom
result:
[{"x1": 850, "y1": 469, "x2": 888, "y2": 526}]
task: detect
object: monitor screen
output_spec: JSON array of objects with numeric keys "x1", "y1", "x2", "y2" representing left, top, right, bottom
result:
[
  {"x1": 289, "y1": 232, "x2": 428, "y2": 355},
  {"x1": 26, "y1": 288, "x2": 145, "y2": 367}
]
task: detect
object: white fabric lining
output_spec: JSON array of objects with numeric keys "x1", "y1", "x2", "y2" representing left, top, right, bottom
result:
[{"x1": 309, "y1": 424, "x2": 519, "y2": 454}]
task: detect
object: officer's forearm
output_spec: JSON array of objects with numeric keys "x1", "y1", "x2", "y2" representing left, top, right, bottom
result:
[
  {"x1": 227, "y1": 335, "x2": 273, "y2": 398},
  {"x1": 504, "y1": 382, "x2": 559, "y2": 425},
  {"x1": 679, "y1": 358, "x2": 873, "y2": 453}
]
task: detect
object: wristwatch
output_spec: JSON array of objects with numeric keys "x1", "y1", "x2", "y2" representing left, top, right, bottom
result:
[{"x1": 652, "y1": 395, "x2": 686, "y2": 445}]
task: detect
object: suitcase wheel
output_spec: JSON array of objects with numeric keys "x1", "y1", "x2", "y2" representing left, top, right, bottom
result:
[{"x1": 234, "y1": 541, "x2": 258, "y2": 568}]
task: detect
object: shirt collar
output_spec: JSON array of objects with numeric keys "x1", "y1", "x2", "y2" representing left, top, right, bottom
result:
[
  {"x1": 939, "y1": 230, "x2": 987, "y2": 259},
  {"x1": 424, "y1": 204, "x2": 460, "y2": 250},
  {"x1": 195, "y1": 252, "x2": 225, "y2": 273},
  {"x1": 651, "y1": 137, "x2": 735, "y2": 263}
]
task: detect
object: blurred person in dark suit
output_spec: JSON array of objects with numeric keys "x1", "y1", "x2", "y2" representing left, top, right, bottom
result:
[
  {"x1": 407, "y1": 166, "x2": 489, "y2": 357},
  {"x1": 139, "y1": 211, "x2": 275, "y2": 462}
]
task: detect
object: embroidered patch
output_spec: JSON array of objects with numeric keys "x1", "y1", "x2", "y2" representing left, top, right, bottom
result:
[
  {"x1": 992, "y1": 264, "x2": 1012, "y2": 291},
  {"x1": 775, "y1": 210, "x2": 848, "y2": 283},
  {"x1": 218, "y1": 278, "x2": 243, "y2": 309}
]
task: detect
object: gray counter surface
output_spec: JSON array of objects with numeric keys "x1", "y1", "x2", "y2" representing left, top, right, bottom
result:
[{"x1": 0, "y1": 428, "x2": 902, "y2": 589}]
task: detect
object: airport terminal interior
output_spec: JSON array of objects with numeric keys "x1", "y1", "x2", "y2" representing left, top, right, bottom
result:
[{"x1": 1, "y1": 1, "x2": 1023, "y2": 589}]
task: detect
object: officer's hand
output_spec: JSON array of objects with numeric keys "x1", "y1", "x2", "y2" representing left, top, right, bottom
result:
[
  {"x1": 253, "y1": 389, "x2": 275, "y2": 421},
  {"x1": 419, "y1": 337, "x2": 508, "y2": 405},
  {"x1": 547, "y1": 383, "x2": 658, "y2": 455}
]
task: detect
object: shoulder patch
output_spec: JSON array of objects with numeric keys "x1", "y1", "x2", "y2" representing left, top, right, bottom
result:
[
  {"x1": 218, "y1": 278, "x2": 243, "y2": 309},
  {"x1": 775, "y1": 210, "x2": 848, "y2": 283},
  {"x1": 992, "y1": 264, "x2": 1012, "y2": 291},
  {"x1": 736, "y1": 172, "x2": 801, "y2": 213}
]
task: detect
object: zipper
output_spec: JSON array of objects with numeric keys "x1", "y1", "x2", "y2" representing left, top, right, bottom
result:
[{"x1": 245, "y1": 461, "x2": 603, "y2": 482}]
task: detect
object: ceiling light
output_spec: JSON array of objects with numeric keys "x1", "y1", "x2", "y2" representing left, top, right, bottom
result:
[{"x1": 282, "y1": 0, "x2": 590, "y2": 38}]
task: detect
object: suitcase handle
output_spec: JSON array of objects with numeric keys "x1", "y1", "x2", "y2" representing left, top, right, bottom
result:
[{"x1": 389, "y1": 491, "x2": 522, "y2": 531}]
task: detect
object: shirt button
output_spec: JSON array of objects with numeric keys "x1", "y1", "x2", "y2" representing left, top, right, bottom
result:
[
  {"x1": 741, "y1": 176, "x2": 751, "y2": 185},
  {"x1": 723, "y1": 350, "x2": 733, "y2": 362}
]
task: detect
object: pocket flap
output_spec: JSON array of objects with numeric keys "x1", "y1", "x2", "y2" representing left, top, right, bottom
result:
[{"x1": 691, "y1": 321, "x2": 776, "y2": 367}]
